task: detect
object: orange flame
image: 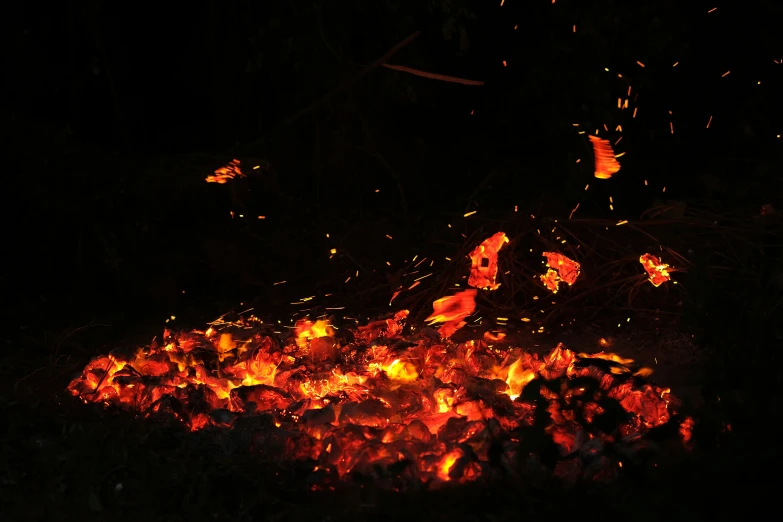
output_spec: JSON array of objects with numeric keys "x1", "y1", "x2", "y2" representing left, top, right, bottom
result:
[
  {"x1": 468, "y1": 232, "x2": 509, "y2": 290},
  {"x1": 640, "y1": 253, "x2": 672, "y2": 286},
  {"x1": 294, "y1": 319, "x2": 334, "y2": 348},
  {"x1": 425, "y1": 289, "x2": 477, "y2": 338},
  {"x1": 589, "y1": 136, "x2": 621, "y2": 179},
  {"x1": 206, "y1": 159, "x2": 245, "y2": 184}
]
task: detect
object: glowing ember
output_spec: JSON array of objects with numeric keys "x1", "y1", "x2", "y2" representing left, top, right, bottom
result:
[
  {"x1": 425, "y1": 289, "x2": 477, "y2": 338},
  {"x1": 69, "y1": 311, "x2": 689, "y2": 487},
  {"x1": 206, "y1": 159, "x2": 244, "y2": 184},
  {"x1": 468, "y1": 232, "x2": 509, "y2": 290},
  {"x1": 588, "y1": 136, "x2": 621, "y2": 179},
  {"x1": 540, "y1": 252, "x2": 581, "y2": 293},
  {"x1": 540, "y1": 268, "x2": 561, "y2": 293},
  {"x1": 639, "y1": 253, "x2": 672, "y2": 286}
]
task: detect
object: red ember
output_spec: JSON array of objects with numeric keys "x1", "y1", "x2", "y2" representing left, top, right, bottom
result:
[
  {"x1": 425, "y1": 289, "x2": 477, "y2": 338},
  {"x1": 639, "y1": 253, "x2": 672, "y2": 286},
  {"x1": 468, "y1": 232, "x2": 509, "y2": 290},
  {"x1": 540, "y1": 252, "x2": 581, "y2": 293}
]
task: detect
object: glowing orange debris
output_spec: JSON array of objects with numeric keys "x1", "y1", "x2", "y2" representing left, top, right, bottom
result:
[
  {"x1": 468, "y1": 232, "x2": 509, "y2": 290},
  {"x1": 294, "y1": 319, "x2": 334, "y2": 348},
  {"x1": 540, "y1": 268, "x2": 560, "y2": 293},
  {"x1": 544, "y1": 252, "x2": 580, "y2": 284},
  {"x1": 588, "y1": 136, "x2": 621, "y2": 179},
  {"x1": 540, "y1": 252, "x2": 580, "y2": 292},
  {"x1": 639, "y1": 253, "x2": 672, "y2": 286},
  {"x1": 206, "y1": 159, "x2": 245, "y2": 184},
  {"x1": 425, "y1": 289, "x2": 476, "y2": 338}
]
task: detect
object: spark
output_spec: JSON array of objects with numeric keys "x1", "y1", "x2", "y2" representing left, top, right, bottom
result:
[{"x1": 464, "y1": 210, "x2": 477, "y2": 217}]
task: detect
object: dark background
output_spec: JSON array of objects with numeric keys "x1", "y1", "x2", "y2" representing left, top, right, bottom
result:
[
  {"x1": 2, "y1": 1, "x2": 783, "y2": 520},
  {"x1": 3, "y1": 0, "x2": 782, "y2": 350}
]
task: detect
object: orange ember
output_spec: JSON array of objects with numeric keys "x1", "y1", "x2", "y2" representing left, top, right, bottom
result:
[
  {"x1": 540, "y1": 252, "x2": 581, "y2": 293},
  {"x1": 425, "y1": 289, "x2": 477, "y2": 338},
  {"x1": 69, "y1": 310, "x2": 689, "y2": 487},
  {"x1": 540, "y1": 268, "x2": 560, "y2": 293},
  {"x1": 206, "y1": 159, "x2": 244, "y2": 184},
  {"x1": 639, "y1": 253, "x2": 672, "y2": 286},
  {"x1": 588, "y1": 136, "x2": 621, "y2": 179},
  {"x1": 468, "y1": 232, "x2": 509, "y2": 290}
]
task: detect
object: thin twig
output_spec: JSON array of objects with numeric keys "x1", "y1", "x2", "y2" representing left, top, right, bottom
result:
[
  {"x1": 381, "y1": 64, "x2": 485, "y2": 86},
  {"x1": 285, "y1": 31, "x2": 422, "y2": 125}
]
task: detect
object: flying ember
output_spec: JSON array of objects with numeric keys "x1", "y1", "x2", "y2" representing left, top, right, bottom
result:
[
  {"x1": 639, "y1": 253, "x2": 672, "y2": 286},
  {"x1": 468, "y1": 232, "x2": 509, "y2": 290},
  {"x1": 206, "y1": 159, "x2": 245, "y2": 184},
  {"x1": 588, "y1": 136, "x2": 621, "y2": 179},
  {"x1": 540, "y1": 252, "x2": 581, "y2": 293},
  {"x1": 425, "y1": 289, "x2": 477, "y2": 338}
]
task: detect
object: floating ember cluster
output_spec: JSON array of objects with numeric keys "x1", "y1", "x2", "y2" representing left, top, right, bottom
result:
[{"x1": 205, "y1": 159, "x2": 244, "y2": 184}]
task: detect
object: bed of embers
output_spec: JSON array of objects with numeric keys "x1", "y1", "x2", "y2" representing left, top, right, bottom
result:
[{"x1": 67, "y1": 304, "x2": 694, "y2": 489}]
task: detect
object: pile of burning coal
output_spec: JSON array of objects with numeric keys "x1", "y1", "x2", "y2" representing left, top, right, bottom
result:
[{"x1": 68, "y1": 310, "x2": 692, "y2": 488}]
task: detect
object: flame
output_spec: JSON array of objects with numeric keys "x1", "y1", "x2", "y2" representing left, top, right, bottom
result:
[
  {"x1": 639, "y1": 253, "x2": 672, "y2": 286},
  {"x1": 437, "y1": 448, "x2": 464, "y2": 481},
  {"x1": 468, "y1": 232, "x2": 509, "y2": 290},
  {"x1": 540, "y1": 252, "x2": 581, "y2": 293},
  {"x1": 589, "y1": 135, "x2": 621, "y2": 179},
  {"x1": 425, "y1": 289, "x2": 477, "y2": 338},
  {"x1": 295, "y1": 319, "x2": 334, "y2": 348},
  {"x1": 383, "y1": 359, "x2": 419, "y2": 382},
  {"x1": 505, "y1": 358, "x2": 536, "y2": 399},
  {"x1": 206, "y1": 159, "x2": 245, "y2": 184}
]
